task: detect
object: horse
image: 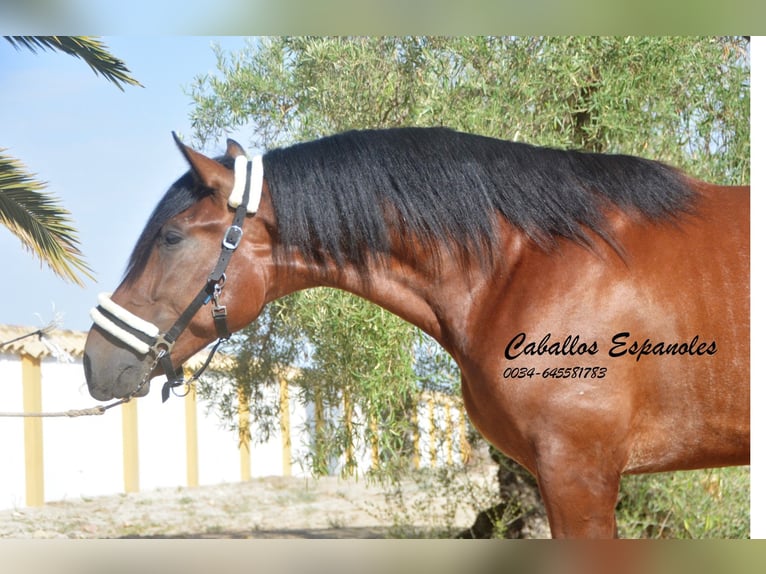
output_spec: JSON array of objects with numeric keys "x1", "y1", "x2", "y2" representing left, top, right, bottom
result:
[{"x1": 83, "y1": 127, "x2": 749, "y2": 538}]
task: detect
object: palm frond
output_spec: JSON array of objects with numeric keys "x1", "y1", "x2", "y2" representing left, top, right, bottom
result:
[
  {"x1": 0, "y1": 151, "x2": 94, "y2": 286},
  {"x1": 4, "y1": 36, "x2": 142, "y2": 91}
]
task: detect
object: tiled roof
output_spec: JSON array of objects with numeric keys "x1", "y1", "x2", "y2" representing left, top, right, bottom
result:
[
  {"x1": 0, "y1": 324, "x2": 87, "y2": 360},
  {"x1": 0, "y1": 324, "x2": 236, "y2": 369},
  {"x1": 0, "y1": 324, "x2": 292, "y2": 375}
]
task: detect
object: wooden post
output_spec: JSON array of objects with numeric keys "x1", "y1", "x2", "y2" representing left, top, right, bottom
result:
[
  {"x1": 411, "y1": 404, "x2": 420, "y2": 470},
  {"x1": 343, "y1": 390, "x2": 356, "y2": 475},
  {"x1": 444, "y1": 399, "x2": 454, "y2": 466},
  {"x1": 184, "y1": 373, "x2": 199, "y2": 488},
  {"x1": 122, "y1": 400, "x2": 139, "y2": 493},
  {"x1": 313, "y1": 387, "x2": 325, "y2": 473},
  {"x1": 459, "y1": 412, "x2": 470, "y2": 464},
  {"x1": 428, "y1": 394, "x2": 436, "y2": 468},
  {"x1": 21, "y1": 354, "x2": 44, "y2": 507},
  {"x1": 237, "y1": 385, "x2": 251, "y2": 481},
  {"x1": 279, "y1": 377, "x2": 292, "y2": 476},
  {"x1": 369, "y1": 414, "x2": 380, "y2": 471}
]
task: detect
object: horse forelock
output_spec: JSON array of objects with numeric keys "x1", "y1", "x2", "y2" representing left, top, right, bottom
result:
[{"x1": 123, "y1": 155, "x2": 235, "y2": 284}]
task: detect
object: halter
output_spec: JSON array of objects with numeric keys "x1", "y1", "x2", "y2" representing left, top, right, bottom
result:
[{"x1": 90, "y1": 154, "x2": 263, "y2": 402}]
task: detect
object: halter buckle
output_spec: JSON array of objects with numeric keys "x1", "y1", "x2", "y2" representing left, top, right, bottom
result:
[{"x1": 222, "y1": 225, "x2": 243, "y2": 250}]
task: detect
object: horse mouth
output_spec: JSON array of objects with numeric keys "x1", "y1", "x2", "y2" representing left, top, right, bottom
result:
[
  {"x1": 84, "y1": 353, "x2": 151, "y2": 401},
  {"x1": 115, "y1": 364, "x2": 151, "y2": 399}
]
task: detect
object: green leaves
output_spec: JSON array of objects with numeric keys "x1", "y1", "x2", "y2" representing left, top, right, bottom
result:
[
  {"x1": 190, "y1": 37, "x2": 748, "y2": 185},
  {"x1": 4, "y1": 36, "x2": 142, "y2": 91},
  {"x1": 289, "y1": 288, "x2": 419, "y2": 478},
  {"x1": 617, "y1": 467, "x2": 749, "y2": 538},
  {"x1": 0, "y1": 36, "x2": 141, "y2": 286},
  {"x1": 2, "y1": 36, "x2": 140, "y2": 285},
  {"x1": 0, "y1": 151, "x2": 93, "y2": 286}
]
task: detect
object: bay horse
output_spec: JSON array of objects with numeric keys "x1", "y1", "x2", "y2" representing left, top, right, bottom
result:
[{"x1": 83, "y1": 127, "x2": 749, "y2": 538}]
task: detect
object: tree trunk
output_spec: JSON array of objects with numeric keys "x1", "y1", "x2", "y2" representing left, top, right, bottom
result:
[{"x1": 457, "y1": 447, "x2": 550, "y2": 538}]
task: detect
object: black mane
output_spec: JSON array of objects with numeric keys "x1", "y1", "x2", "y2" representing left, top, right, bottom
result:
[
  {"x1": 126, "y1": 127, "x2": 694, "y2": 281},
  {"x1": 262, "y1": 127, "x2": 694, "y2": 268}
]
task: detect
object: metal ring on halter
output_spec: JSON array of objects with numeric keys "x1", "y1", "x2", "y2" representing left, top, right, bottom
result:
[
  {"x1": 150, "y1": 335, "x2": 175, "y2": 360},
  {"x1": 171, "y1": 382, "x2": 192, "y2": 398}
]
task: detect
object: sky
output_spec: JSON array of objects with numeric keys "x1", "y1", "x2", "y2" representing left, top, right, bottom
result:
[{"x1": 0, "y1": 36, "x2": 256, "y2": 332}]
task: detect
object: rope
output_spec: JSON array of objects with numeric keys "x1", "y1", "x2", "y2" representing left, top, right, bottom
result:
[
  {"x1": 0, "y1": 397, "x2": 130, "y2": 418},
  {"x1": 0, "y1": 329, "x2": 45, "y2": 349},
  {"x1": 2, "y1": 325, "x2": 131, "y2": 417},
  {"x1": 0, "y1": 318, "x2": 62, "y2": 350}
]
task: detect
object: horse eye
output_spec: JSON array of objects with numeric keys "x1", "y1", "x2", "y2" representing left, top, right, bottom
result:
[{"x1": 163, "y1": 230, "x2": 184, "y2": 246}]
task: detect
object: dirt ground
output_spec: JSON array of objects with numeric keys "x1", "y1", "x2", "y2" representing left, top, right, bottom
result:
[{"x1": 0, "y1": 469, "x2": 495, "y2": 539}]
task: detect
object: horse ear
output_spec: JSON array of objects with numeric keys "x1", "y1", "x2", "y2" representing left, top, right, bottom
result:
[
  {"x1": 225, "y1": 138, "x2": 247, "y2": 159},
  {"x1": 172, "y1": 132, "x2": 233, "y2": 193}
]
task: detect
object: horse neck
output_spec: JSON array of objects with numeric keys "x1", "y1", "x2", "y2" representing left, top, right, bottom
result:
[{"x1": 267, "y1": 224, "x2": 525, "y2": 357}]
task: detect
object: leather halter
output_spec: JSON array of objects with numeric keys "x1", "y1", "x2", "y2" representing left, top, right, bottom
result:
[{"x1": 90, "y1": 154, "x2": 262, "y2": 402}]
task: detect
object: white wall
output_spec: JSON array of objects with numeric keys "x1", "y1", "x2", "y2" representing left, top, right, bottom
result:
[
  {"x1": 0, "y1": 353, "x2": 466, "y2": 509},
  {"x1": 0, "y1": 355, "x2": 254, "y2": 509},
  {"x1": 0, "y1": 356, "x2": 26, "y2": 509}
]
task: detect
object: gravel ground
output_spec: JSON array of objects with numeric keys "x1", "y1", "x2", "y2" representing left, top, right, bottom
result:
[{"x1": 0, "y1": 471, "x2": 494, "y2": 539}]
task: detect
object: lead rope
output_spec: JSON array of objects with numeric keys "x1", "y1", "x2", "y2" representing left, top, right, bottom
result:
[
  {"x1": 0, "y1": 326, "x2": 128, "y2": 418},
  {"x1": 0, "y1": 336, "x2": 181, "y2": 418},
  {"x1": 0, "y1": 326, "x2": 165, "y2": 419},
  {"x1": 0, "y1": 347, "x2": 160, "y2": 419},
  {"x1": 0, "y1": 399, "x2": 128, "y2": 418}
]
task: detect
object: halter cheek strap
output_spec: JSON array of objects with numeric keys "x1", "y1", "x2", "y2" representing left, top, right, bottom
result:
[{"x1": 90, "y1": 154, "x2": 263, "y2": 402}]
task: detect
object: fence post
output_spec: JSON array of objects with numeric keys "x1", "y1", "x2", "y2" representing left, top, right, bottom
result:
[
  {"x1": 21, "y1": 354, "x2": 44, "y2": 506},
  {"x1": 313, "y1": 387, "x2": 326, "y2": 473},
  {"x1": 411, "y1": 404, "x2": 420, "y2": 469},
  {"x1": 184, "y1": 375, "x2": 199, "y2": 488},
  {"x1": 122, "y1": 400, "x2": 139, "y2": 493},
  {"x1": 428, "y1": 394, "x2": 436, "y2": 468},
  {"x1": 343, "y1": 390, "x2": 356, "y2": 475},
  {"x1": 238, "y1": 385, "x2": 251, "y2": 481},
  {"x1": 369, "y1": 414, "x2": 380, "y2": 472},
  {"x1": 279, "y1": 377, "x2": 291, "y2": 477},
  {"x1": 459, "y1": 412, "x2": 470, "y2": 463},
  {"x1": 444, "y1": 398, "x2": 454, "y2": 466}
]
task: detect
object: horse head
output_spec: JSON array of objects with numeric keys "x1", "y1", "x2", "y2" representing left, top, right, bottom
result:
[{"x1": 84, "y1": 137, "x2": 275, "y2": 400}]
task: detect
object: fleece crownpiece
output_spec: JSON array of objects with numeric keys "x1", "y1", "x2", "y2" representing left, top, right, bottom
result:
[{"x1": 229, "y1": 154, "x2": 263, "y2": 214}]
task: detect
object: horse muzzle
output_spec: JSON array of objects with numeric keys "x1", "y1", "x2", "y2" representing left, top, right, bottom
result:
[
  {"x1": 83, "y1": 326, "x2": 155, "y2": 401},
  {"x1": 86, "y1": 292, "x2": 184, "y2": 401}
]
